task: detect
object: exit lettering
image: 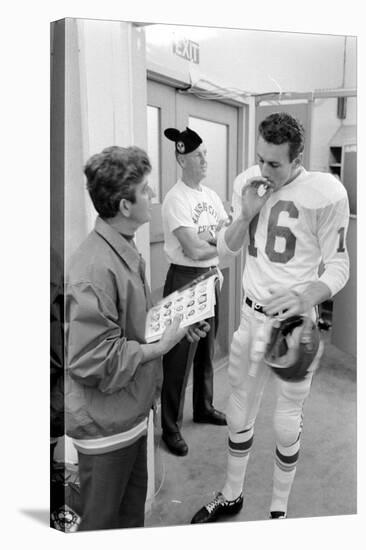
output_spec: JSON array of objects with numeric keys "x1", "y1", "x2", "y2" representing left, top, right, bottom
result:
[{"x1": 173, "y1": 39, "x2": 200, "y2": 64}]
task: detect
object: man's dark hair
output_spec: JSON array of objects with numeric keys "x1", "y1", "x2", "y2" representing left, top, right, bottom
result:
[
  {"x1": 84, "y1": 146, "x2": 151, "y2": 218},
  {"x1": 258, "y1": 112, "x2": 305, "y2": 162}
]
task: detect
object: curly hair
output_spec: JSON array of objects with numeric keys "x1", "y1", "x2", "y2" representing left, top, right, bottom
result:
[
  {"x1": 84, "y1": 146, "x2": 152, "y2": 218},
  {"x1": 258, "y1": 112, "x2": 305, "y2": 162}
]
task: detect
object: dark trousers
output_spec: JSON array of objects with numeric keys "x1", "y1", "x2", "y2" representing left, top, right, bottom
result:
[
  {"x1": 161, "y1": 264, "x2": 219, "y2": 435},
  {"x1": 77, "y1": 436, "x2": 147, "y2": 531}
]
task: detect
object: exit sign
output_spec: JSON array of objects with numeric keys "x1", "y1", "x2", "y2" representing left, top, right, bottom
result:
[{"x1": 173, "y1": 39, "x2": 200, "y2": 64}]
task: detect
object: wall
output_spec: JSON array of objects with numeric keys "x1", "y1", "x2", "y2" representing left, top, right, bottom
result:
[
  {"x1": 63, "y1": 19, "x2": 89, "y2": 266},
  {"x1": 310, "y1": 97, "x2": 356, "y2": 172},
  {"x1": 65, "y1": 18, "x2": 151, "y2": 278},
  {"x1": 311, "y1": 37, "x2": 357, "y2": 171},
  {"x1": 146, "y1": 25, "x2": 356, "y2": 94},
  {"x1": 309, "y1": 37, "x2": 356, "y2": 172}
]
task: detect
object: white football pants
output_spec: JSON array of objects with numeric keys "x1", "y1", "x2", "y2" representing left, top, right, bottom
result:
[{"x1": 226, "y1": 302, "x2": 324, "y2": 452}]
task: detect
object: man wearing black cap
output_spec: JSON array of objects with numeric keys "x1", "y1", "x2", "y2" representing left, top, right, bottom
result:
[{"x1": 161, "y1": 127, "x2": 228, "y2": 456}]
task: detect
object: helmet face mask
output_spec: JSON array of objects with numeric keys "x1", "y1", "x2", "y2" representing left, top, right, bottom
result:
[{"x1": 264, "y1": 315, "x2": 320, "y2": 381}]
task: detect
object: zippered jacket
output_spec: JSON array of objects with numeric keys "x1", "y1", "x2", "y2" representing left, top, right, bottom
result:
[{"x1": 65, "y1": 217, "x2": 162, "y2": 454}]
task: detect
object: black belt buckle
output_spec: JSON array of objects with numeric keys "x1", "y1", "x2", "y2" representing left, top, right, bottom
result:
[
  {"x1": 245, "y1": 294, "x2": 286, "y2": 317},
  {"x1": 246, "y1": 296, "x2": 264, "y2": 314}
]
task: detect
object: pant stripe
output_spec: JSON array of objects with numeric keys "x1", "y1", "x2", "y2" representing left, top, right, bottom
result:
[
  {"x1": 276, "y1": 447, "x2": 300, "y2": 464},
  {"x1": 229, "y1": 436, "x2": 254, "y2": 451},
  {"x1": 275, "y1": 445, "x2": 299, "y2": 472},
  {"x1": 275, "y1": 460, "x2": 297, "y2": 473}
]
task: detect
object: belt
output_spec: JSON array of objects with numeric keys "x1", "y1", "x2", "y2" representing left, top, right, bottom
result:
[
  {"x1": 244, "y1": 296, "x2": 287, "y2": 317},
  {"x1": 245, "y1": 296, "x2": 265, "y2": 314}
]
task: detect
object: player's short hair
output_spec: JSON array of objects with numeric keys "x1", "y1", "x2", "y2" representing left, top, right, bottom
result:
[
  {"x1": 84, "y1": 146, "x2": 151, "y2": 218},
  {"x1": 258, "y1": 112, "x2": 305, "y2": 162}
]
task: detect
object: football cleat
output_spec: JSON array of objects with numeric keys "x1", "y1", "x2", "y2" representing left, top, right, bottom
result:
[
  {"x1": 270, "y1": 511, "x2": 287, "y2": 519},
  {"x1": 191, "y1": 492, "x2": 243, "y2": 524}
]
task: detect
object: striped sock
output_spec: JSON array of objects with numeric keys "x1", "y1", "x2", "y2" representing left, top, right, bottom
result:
[
  {"x1": 270, "y1": 438, "x2": 300, "y2": 514},
  {"x1": 222, "y1": 426, "x2": 254, "y2": 501}
]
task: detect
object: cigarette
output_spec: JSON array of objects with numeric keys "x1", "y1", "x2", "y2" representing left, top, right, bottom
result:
[{"x1": 257, "y1": 183, "x2": 268, "y2": 197}]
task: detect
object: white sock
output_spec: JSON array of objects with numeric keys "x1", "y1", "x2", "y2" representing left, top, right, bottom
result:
[
  {"x1": 222, "y1": 426, "x2": 254, "y2": 501},
  {"x1": 270, "y1": 439, "x2": 300, "y2": 514}
]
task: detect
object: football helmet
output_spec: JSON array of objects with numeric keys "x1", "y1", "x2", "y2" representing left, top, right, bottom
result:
[{"x1": 264, "y1": 315, "x2": 320, "y2": 381}]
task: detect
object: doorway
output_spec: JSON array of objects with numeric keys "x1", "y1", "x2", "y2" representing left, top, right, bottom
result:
[{"x1": 147, "y1": 79, "x2": 243, "y2": 359}]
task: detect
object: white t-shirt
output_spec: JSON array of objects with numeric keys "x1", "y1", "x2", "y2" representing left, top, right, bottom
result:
[
  {"x1": 219, "y1": 165, "x2": 350, "y2": 302},
  {"x1": 162, "y1": 179, "x2": 228, "y2": 267}
]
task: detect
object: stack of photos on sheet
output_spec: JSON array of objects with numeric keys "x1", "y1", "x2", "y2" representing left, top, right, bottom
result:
[{"x1": 145, "y1": 268, "x2": 222, "y2": 343}]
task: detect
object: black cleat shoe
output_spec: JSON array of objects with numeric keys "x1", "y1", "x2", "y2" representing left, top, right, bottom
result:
[
  {"x1": 162, "y1": 432, "x2": 188, "y2": 456},
  {"x1": 270, "y1": 511, "x2": 287, "y2": 519},
  {"x1": 193, "y1": 409, "x2": 226, "y2": 426},
  {"x1": 191, "y1": 492, "x2": 243, "y2": 524}
]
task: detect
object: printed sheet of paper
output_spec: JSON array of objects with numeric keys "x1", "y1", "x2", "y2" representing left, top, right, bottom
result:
[{"x1": 145, "y1": 270, "x2": 219, "y2": 343}]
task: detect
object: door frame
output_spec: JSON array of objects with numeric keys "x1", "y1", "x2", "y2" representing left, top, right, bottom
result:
[{"x1": 147, "y1": 74, "x2": 251, "y2": 351}]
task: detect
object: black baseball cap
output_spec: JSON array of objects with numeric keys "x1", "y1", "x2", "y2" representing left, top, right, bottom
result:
[{"x1": 164, "y1": 127, "x2": 202, "y2": 154}]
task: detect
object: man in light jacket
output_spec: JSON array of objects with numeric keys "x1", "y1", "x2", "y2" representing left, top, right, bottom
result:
[{"x1": 66, "y1": 145, "x2": 208, "y2": 531}]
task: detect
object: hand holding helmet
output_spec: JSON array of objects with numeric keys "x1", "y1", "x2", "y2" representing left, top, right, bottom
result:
[
  {"x1": 263, "y1": 287, "x2": 312, "y2": 319},
  {"x1": 264, "y1": 315, "x2": 321, "y2": 381}
]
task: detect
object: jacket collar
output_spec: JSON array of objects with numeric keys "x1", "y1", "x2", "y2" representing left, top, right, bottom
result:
[{"x1": 94, "y1": 216, "x2": 141, "y2": 273}]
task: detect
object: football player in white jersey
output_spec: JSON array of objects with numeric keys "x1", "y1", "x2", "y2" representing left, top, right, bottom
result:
[{"x1": 191, "y1": 112, "x2": 350, "y2": 523}]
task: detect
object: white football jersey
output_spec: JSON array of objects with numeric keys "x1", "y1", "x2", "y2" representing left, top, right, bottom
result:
[{"x1": 230, "y1": 166, "x2": 350, "y2": 303}]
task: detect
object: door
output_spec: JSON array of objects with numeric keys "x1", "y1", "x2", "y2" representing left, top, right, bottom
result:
[{"x1": 147, "y1": 79, "x2": 241, "y2": 360}]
